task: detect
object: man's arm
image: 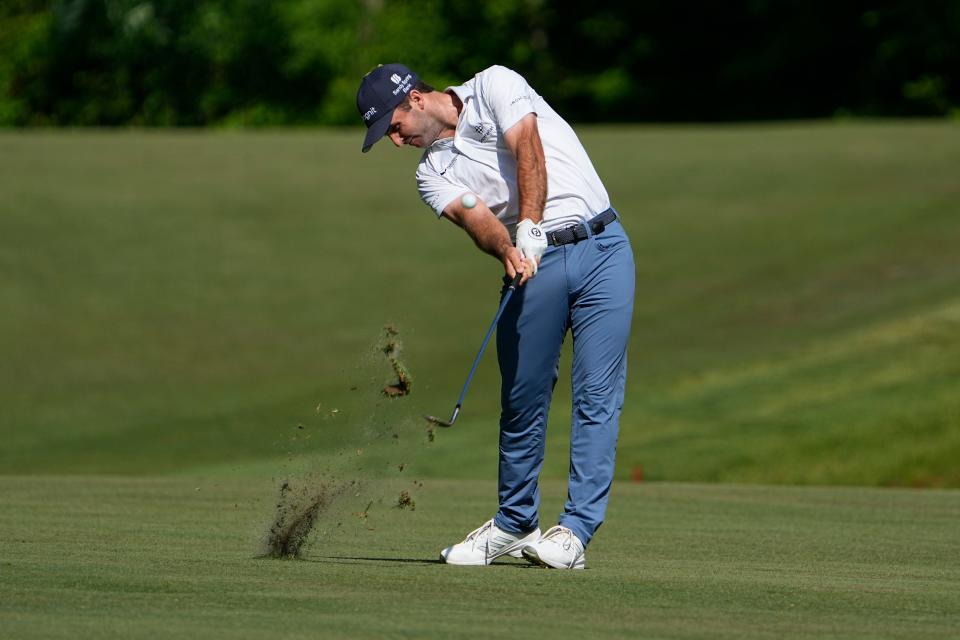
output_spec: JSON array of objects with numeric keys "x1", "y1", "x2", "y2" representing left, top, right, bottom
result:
[
  {"x1": 442, "y1": 198, "x2": 530, "y2": 284},
  {"x1": 503, "y1": 113, "x2": 547, "y2": 225},
  {"x1": 503, "y1": 113, "x2": 548, "y2": 275}
]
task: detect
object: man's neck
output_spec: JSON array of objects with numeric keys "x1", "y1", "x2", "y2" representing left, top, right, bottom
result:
[
  {"x1": 435, "y1": 90, "x2": 463, "y2": 140},
  {"x1": 447, "y1": 89, "x2": 464, "y2": 117}
]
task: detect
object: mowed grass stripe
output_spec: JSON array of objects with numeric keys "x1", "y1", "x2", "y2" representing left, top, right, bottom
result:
[
  {"x1": 616, "y1": 296, "x2": 960, "y2": 485},
  {"x1": 1, "y1": 475, "x2": 958, "y2": 639}
]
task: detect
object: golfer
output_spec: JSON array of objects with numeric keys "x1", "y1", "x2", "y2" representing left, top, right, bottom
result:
[{"x1": 356, "y1": 64, "x2": 635, "y2": 569}]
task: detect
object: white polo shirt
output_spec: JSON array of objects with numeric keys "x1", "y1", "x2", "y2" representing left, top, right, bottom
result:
[{"x1": 416, "y1": 65, "x2": 610, "y2": 236}]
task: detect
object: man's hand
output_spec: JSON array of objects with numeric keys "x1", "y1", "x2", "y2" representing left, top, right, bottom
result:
[
  {"x1": 516, "y1": 219, "x2": 548, "y2": 276},
  {"x1": 502, "y1": 246, "x2": 535, "y2": 286}
]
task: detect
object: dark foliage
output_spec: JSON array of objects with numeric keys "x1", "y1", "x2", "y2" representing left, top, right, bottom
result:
[{"x1": 1, "y1": 0, "x2": 956, "y2": 125}]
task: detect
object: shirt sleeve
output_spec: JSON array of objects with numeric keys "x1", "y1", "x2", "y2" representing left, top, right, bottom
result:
[
  {"x1": 416, "y1": 162, "x2": 470, "y2": 218},
  {"x1": 478, "y1": 66, "x2": 538, "y2": 134}
]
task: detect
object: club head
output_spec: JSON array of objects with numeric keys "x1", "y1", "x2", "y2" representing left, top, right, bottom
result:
[{"x1": 423, "y1": 405, "x2": 460, "y2": 428}]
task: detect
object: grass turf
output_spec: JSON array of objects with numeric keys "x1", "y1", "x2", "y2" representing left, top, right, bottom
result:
[
  {"x1": 1, "y1": 475, "x2": 957, "y2": 639},
  {"x1": 1, "y1": 122, "x2": 959, "y2": 485},
  {"x1": 2, "y1": 122, "x2": 959, "y2": 637}
]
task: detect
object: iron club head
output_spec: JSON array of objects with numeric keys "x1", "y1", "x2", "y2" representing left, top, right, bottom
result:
[{"x1": 423, "y1": 405, "x2": 460, "y2": 428}]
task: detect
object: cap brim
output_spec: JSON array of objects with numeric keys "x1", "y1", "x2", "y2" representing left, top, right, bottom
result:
[{"x1": 361, "y1": 110, "x2": 395, "y2": 153}]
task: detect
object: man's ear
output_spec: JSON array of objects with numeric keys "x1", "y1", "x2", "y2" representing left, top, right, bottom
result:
[{"x1": 408, "y1": 90, "x2": 426, "y2": 110}]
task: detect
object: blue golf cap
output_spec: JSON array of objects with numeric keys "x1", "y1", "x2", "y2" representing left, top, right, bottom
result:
[{"x1": 357, "y1": 63, "x2": 419, "y2": 153}]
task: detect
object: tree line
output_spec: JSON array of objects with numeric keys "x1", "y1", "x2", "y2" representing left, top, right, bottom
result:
[{"x1": 1, "y1": 0, "x2": 957, "y2": 126}]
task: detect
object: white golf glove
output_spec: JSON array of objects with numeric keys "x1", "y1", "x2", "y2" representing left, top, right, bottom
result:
[{"x1": 515, "y1": 219, "x2": 548, "y2": 276}]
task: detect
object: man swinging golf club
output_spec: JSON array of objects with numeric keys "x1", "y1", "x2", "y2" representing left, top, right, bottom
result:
[{"x1": 357, "y1": 64, "x2": 635, "y2": 569}]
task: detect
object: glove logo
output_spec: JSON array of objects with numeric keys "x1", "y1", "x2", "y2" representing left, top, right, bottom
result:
[{"x1": 530, "y1": 228, "x2": 542, "y2": 238}]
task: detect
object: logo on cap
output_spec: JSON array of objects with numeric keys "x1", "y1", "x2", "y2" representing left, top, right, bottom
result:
[
  {"x1": 362, "y1": 107, "x2": 377, "y2": 121},
  {"x1": 391, "y1": 73, "x2": 413, "y2": 95}
]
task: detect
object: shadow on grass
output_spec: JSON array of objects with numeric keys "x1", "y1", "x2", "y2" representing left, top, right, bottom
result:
[
  {"x1": 310, "y1": 556, "x2": 439, "y2": 565},
  {"x1": 310, "y1": 556, "x2": 542, "y2": 569}
]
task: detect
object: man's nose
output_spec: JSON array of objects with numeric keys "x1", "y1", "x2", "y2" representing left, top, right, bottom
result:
[{"x1": 389, "y1": 131, "x2": 403, "y2": 147}]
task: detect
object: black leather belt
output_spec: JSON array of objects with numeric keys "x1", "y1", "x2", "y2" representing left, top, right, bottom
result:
[{"x1": 546, "y1": 208, "x2": 618, "y2": 247}]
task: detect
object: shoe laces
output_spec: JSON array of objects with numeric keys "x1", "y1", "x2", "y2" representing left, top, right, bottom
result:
[
  {"x1": 542, "y1": 526, "x2": 576, "y2": 551},
  {"x1": 463, "y1": 519, "x2": 495, "y2": 549}
]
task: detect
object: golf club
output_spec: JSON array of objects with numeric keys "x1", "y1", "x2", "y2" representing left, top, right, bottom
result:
[{"x1": 424, "y1": 272, "x2": 523, "y2": 428}]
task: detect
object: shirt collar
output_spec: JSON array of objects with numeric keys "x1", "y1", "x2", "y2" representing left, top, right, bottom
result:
[{"x1": 445, "y1": 83, "x2": 474, "y2": 103}]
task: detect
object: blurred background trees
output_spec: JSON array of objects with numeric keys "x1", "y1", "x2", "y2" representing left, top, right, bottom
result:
[{"x1": 1, "y1": 0, "x2": 957, "y2": 126}]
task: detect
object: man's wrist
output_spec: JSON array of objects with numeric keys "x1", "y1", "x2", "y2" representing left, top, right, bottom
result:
[{"x1": 518, "y1": 213, "x2": 543, "y2": 225}]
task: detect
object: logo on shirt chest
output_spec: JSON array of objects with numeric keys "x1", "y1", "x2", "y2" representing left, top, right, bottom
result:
[{"x1": 466, "y1": 122, "x2": 495, "y2": 144}]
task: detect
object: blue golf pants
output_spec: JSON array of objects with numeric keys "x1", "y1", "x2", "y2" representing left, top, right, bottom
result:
[{"x1": 493, "y1": 215, "x2": 635, "y2": 546}]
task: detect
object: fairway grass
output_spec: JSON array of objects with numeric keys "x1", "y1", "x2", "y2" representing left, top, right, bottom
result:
[
  {"x1": 1, "y1": 475, "x2": 957, "y2": 639},
  {"x1": 2, "y1": 122, "x2": 959, "y2": 636},
  {"x1": 1, "y1": 122, "x2": 958, "y2": 485}
]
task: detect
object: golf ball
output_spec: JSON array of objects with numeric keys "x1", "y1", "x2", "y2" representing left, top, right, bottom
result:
[{"x1": 461, "y1": 193, "x2": 477, "y2": 209}]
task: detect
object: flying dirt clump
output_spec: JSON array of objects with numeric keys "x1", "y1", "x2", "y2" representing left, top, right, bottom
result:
[
  {"x1": 259, "y1": 478, "x2": 350, "y2": 559},
  {"x1": 396, "y1": 490, "x2": 416, "y2": 511},
  {"x1": 379, "y1": 324, "x2": 413, "y2": 398}
]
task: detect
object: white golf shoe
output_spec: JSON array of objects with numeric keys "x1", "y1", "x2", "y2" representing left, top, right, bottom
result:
[
  {"x1": 439, "y1": 519, "x2": 540, "y2": 565},
  {"x1": 521, "y1": 525, "x2": 586, "y2": 569}
]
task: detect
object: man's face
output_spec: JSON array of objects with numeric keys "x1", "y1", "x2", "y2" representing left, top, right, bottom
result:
[{"x1": 386, "y1": 92, "x2": 444, "y2": 149}]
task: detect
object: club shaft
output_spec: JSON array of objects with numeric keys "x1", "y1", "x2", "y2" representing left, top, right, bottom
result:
[{"x1": 454, "y1": 274, "x2": 522, "y2": 410}]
